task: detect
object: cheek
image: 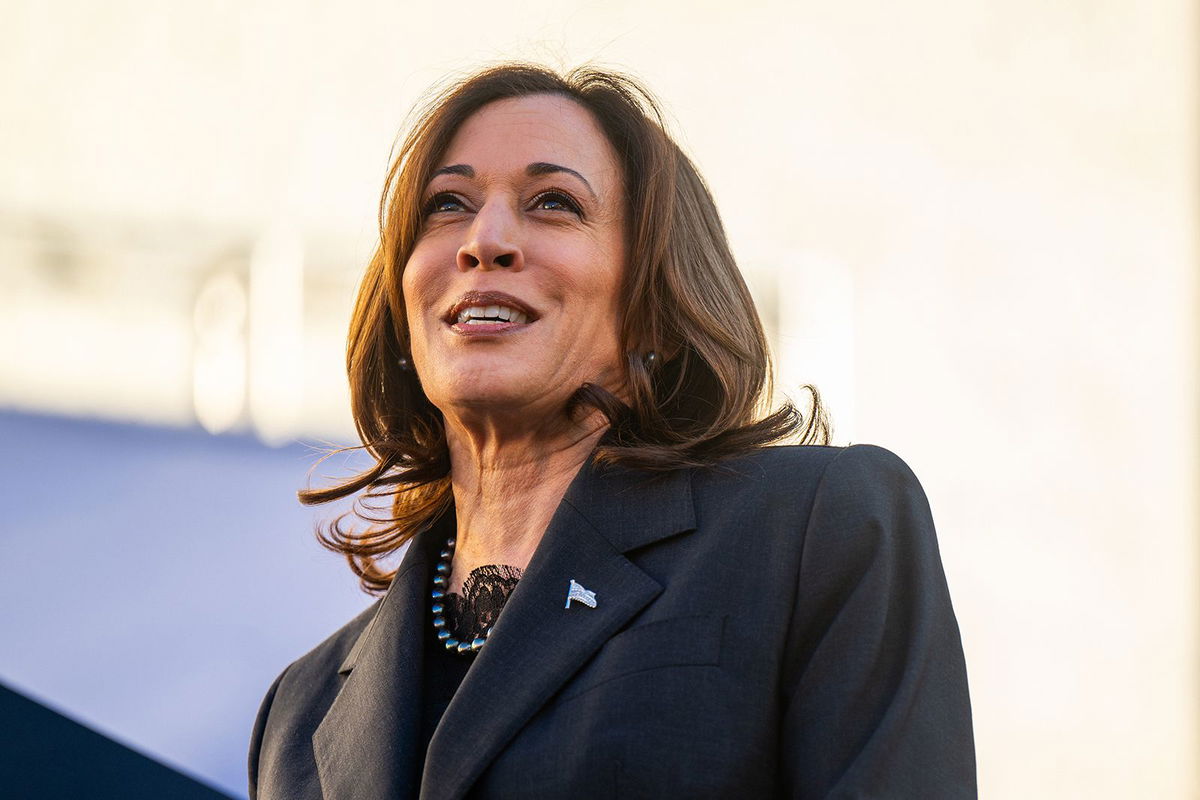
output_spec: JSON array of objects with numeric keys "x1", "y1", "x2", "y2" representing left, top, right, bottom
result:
[
  {"x1": 401, "y1": 251, "x2": 447, "y2": 333},
  {"x1": 591, "y1": 238, "x2": 626, "y2": 327},
  {"x1": 399, "y1": 268, "x2": 421, "y2": 343},
  {"x1": 561, "y1": 241, "x2": 625, "y2": 358}
]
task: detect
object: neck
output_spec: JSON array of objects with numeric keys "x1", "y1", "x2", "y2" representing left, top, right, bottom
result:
[{"x1": 442, "y1": 410, "x2": 608, "y2": 575}]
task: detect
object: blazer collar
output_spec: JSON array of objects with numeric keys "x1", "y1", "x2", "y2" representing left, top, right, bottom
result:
[
  {"x1": 312, "y1": 456, "x2": 695, "y2": 800},
  {"x1": 557, "y1": 454, "x2": 695, "y2": 554}
]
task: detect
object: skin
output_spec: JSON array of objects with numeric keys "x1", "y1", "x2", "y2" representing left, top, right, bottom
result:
[{"x1": 402, "y1": 93, "x2": 628, "y2": 593}]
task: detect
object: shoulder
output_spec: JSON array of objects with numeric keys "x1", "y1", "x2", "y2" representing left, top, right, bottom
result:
[
  {"x1": 277, "y1": 596, "x2": 382, "y2": 689},
  {"x1": 686, "y1": 443, "x2": 936, "y2": 571},
  {"x1": 690, "y1": 442, "x2": 924, "y2": 510},
  {"x1": 250, "y1": 598, "x2": 383, "y2": 797},
  {"x1": 720, "y1": 441, "x2": 917, "y2": 474},
  {"x1": 258, "y1": 598, "x2": 383, "y2": 729},
  {"x1": 762, "y1": 444, "x2": 940, "y2": 577}
]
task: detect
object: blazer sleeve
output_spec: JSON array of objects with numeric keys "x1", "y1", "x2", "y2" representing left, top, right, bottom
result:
[
  {"x1": 780, "y1": 444, "x2": 976, "y2": 798},
  {"x1": 247, "y1": 663, "x2": 290, "y2": 800}
]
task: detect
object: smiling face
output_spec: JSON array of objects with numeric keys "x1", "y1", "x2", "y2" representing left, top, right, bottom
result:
[{"x1": 402, "y1": 93, "x2": 628, "y2": 425}]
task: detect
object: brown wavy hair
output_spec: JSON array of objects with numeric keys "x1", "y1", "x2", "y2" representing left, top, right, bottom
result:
[{"x1": 300, "y1": 63, "x2": 830, "y2": 593}]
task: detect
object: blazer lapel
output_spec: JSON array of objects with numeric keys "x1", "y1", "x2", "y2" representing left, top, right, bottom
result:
[
  {"x1": 311, "y1": 520, "x2": 445, "y2": 800},
  {"x1": 420, "y1": 459, "x2": 695, "y2": 800}
]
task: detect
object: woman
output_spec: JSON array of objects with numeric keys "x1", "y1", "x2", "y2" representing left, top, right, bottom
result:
[{"x1": 248, "y1": 63, "x2": 975, "y2": 799}]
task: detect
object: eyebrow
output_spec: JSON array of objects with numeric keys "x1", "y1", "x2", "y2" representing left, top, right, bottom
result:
[
  {"x1": 431, "y1": 164, "x2": 475, "y2": 179},
  {"x1": 429, "y1": 162, "x2": 598, "y2": 200},
  {"x1": 525, "y1": 162, "x2": 597, "y2": 200}
]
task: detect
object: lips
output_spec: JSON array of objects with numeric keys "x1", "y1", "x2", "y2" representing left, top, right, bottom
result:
[{"x1": 443, "y1": 291, "x2": 539, "y2": 327}]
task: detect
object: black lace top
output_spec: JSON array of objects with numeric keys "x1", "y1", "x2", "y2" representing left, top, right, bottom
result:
[
  {"x1": 418, "y1": 559, "x2": 522, "y2": 763},
  {"x1": 444, "y1": 564, "x2": 523, "y2": 642}
]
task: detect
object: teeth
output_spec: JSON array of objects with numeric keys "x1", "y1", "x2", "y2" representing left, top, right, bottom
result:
[{"x1": 454, "y1": 305, "x2": 530, "y2": 325}]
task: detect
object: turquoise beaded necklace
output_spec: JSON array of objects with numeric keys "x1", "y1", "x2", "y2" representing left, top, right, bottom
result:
[{"x1": 430, "y1": 536, "x2": 491, "y2": 654}]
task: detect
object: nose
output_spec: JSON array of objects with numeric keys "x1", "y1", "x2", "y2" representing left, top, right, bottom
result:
[{"x1": 456, "y1": 201, "x2": 525, "y2": 272}]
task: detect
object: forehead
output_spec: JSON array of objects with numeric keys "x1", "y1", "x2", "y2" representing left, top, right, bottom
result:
[{"x1": 440, "y1": 94, "x2": 621, "y2": 189}]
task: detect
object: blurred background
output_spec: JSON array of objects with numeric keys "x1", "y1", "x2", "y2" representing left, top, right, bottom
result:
[{"x1": 1, "y1": 1, "x2": 1196, "y2": 797}]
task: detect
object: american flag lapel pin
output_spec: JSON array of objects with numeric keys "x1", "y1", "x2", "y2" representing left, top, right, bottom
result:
[{"x1": 565, "y1": 579, "x2": 598, "y2": 609}]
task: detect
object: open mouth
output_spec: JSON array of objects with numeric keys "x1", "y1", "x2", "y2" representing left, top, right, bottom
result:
[
  {"x1": 444, "y1": 291, "x2": 538, "y2": 331},
  {"x1": 454, "y1": 304, "x2": 530, "y2": 325}
]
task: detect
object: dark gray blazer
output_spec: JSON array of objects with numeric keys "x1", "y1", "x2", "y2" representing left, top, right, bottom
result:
[{"x1": 248, "y1": 444, "x2": 976, "y2": 799}]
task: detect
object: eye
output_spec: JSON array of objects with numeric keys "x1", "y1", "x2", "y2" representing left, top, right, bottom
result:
[
  {"x1": 530, "y1": 190, "x2": 582, "y2": 216},
  {"x1": 424, "y1": 192, "x2": 468, "y2": 216}
]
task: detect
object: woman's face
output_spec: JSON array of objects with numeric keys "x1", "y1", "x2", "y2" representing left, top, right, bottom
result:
[{"x1": 402, "y1": 93, "x2": 627, "y2": 423}]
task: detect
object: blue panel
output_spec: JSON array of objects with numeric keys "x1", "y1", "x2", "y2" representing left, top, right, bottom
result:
[{"x1": 0, "y1": 411, "x2": 378, "y2": 798}]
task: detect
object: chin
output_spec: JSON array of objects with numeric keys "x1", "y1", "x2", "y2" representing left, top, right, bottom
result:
[{"x1": 427, "y1": 369, "x2": 554, "y2": 415}]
